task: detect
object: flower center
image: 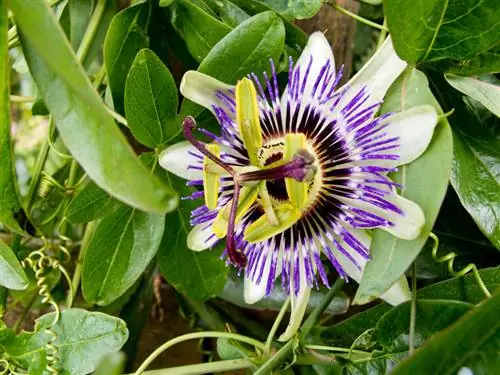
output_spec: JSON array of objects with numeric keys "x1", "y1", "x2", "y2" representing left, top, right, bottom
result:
[
  {"x1": 263, "y1": 152, "x2": 289, "y2": 202},
  {"x1": 258, "y1": 135, "x2": 323, "y2": 211}
]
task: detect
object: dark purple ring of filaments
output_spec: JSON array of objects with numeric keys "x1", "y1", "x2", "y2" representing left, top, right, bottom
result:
[
  {"x1": 182, "y1": 116, "x2": 316, "y2": 267},
  {"x1": 183, "y1": 55, "x2": 405, "y2": 296}
]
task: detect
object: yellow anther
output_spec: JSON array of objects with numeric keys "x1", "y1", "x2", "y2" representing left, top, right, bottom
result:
[
  {"x1": 284, "y1": 133, "x2": 309, "y2": 210},
  {"x1": 203, "y1": 143, "x2": 222, "y2": 210},
  {"x1": 244, "y1": 203, "x2": 301, "y2": 243},
  {"x1": 236, "y1": 78, "x2": 263, "y2": 166},
  {"x1": 212, "y1": 186, "x2": 259, "y2": 238}
]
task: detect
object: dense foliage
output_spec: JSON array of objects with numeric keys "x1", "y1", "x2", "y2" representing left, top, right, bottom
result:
[{"x1": 0, "y1": 0, "x2": 498, "y2": 374}]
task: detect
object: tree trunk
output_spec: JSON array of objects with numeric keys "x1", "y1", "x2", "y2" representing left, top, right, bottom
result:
[{"x1": 295, "y1": 1, "x2": 359, "y2": 83}]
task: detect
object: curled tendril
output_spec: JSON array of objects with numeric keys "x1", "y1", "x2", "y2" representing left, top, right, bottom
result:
[
  {"x1": 430, "y1": 232, "x2": 491, "y2": 299},
  {"x1": 0, "y1": 359, "x2": 9, "y2": 375},
  {"x1": 21, "y1": 246, "x2": 75, "y2": 374}
]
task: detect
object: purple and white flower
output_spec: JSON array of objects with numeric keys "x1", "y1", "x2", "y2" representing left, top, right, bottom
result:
[{"x1": 160, "y1": 32, "x2": 438, "y2": 340}]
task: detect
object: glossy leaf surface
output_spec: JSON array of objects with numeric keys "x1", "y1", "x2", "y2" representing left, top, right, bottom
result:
[
  {"x1": 10, "y1": 0, "x2": 177, "y2": 213},
  {"x1": 355, "y1": 69, "x2": 453, "y2": 304}
]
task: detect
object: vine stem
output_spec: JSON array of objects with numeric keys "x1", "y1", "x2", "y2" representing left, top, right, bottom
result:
[
  {"x1": 66, "y1": 221, "x2": 95, "y2": 306},
  {"x1": 376, "y1": 18, "x2": 388, "y2": 49},
  {"x1": 254, "y1": 340, "x2": 296, "y2": 375},
  {"x1": 304, "y1": 345, "x2": 371, "y2": 355},
  {"x1": 325, "y1": 0, "x2": 388, "y2": 31},
  {"x1": 409, "y1": 262, "x2": 417, "y2": 355},
  {"x1": 134, "y1": 332, "x2": 265, "y2": 375},
  {"x1": 300, "y1": 278, "x2": 345, "y2": 340},
  {"x1": 264, "y1": 297, "x2": 290, "y2": 356},
  {"x1": 128, "y1": 359, "x2": 253, "y2": 375}
]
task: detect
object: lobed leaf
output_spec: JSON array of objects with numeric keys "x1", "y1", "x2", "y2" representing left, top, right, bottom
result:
[{"x1": 0, "y1": 309, "x2": 128, "y2": 375}]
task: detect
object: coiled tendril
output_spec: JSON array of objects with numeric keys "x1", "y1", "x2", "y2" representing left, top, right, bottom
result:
[
  {"x1": 21, "y1": 239, "x2": 74, "y2": 375},
  {"x1": 430, "y1": 232, "x2": 491, "y2": 299}
]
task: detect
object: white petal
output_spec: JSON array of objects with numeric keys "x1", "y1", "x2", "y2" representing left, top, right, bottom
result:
[
  {"x1": 244, "y1": 250, "x2": 282, "y2": 304},
  {"x1": 282, "y1": 31, "x2": 335, "y2": 103},
  {"x1": 180, "y1": 71, "x2": 234, "y2": 116},
  {"x1": 339, "y1": 36, "x2": 406, "y2": 109},
  {"x1": 341, "y1": 193, "x2": 425, "y2": 240},
  {"x1": 329, "y1": 227, "x2": 411, "y2": 305},
  {"x1": 380, "y1": 105, "x2": 438, "y2": 167},
  {"x1": 279, "y1": 250, "x2": 310, "y2": 341},
  {"x1": 244, "y1": 258, "x2": 270, "y2": 304},
  {"x1": 158, "y1": 141, "x2": 203, "y2": 180},
  {"x1": 187, "y1": 223, "x2": 218, "y2": 251}
]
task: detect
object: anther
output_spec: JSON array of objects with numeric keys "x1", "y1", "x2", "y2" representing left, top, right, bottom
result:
[{"x1": 183, "y1": 116, "x2": 246, "y2": 267}]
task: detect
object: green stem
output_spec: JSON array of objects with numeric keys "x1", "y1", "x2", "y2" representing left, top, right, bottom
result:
[
  {"x1": 128, "y1": 359, "x2": 253, "y2": 375},
  {"x1": 0, "y1": 287, "x2": 7, "y2": 321},
  {"x1": 409, "y1": 262, "x2": 417, "y2": 355},
  {"x1": 300, "y1": 278, "x2": 345, "y2": 340},
  {"x1": 376, "y1": 18, "x2": 388, "y2": 49},
  {"x1": 76, "y1": 0, "x2": 107, "y2": 61},
  {"x1": 134, "y1": 332, "x2": 265, "y2": 375},
  {"x1": 254, "y1": 339, "x2": 295, "y2": 375},
  {"x1": 185, "y1": 297, "x2": 226, "y2": 331},
  {"x1": 13, "y1": 292, "x2": 38, "y2": 333},
  {"x1": 67, "y1": 221, "x2": 95, "y2": 305},
  {"x1": 304, "y1": 344, "x2": 370, "y2": 355},
  {"x1": 264, "y1": 297, "x2": 290, "y2": 356},
  {"x1": 326, "y1": 1, "x2": 388, "y2": 31}
]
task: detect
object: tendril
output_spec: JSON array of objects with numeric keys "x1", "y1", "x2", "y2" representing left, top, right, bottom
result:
[
  {"x1": 20, "y1": 243, "x2": 74, "y2": 374},
  {"x1": 430, "y1": 232, "x2": 491, "y2": 298}
]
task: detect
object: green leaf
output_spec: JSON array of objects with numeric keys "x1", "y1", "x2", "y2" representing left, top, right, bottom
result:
[
  {"x1": 451, "y1": 122, "x2": 500, "y2": 249},
  {"x1": 0, "y1": 309, "x2": 129, "y2": 375},
  {"x1": 314, "y1": 267, "x2": 498, "y2": 348},
  {"x1": 204, "y1": 0, "x2": 250, "y2": 28},
  {"x1": 375, "y1": 300, "x2": 472, "y2": 353},
  {"x1": 68, "y1": 0, "x2": 94, "y2": 50},
  {"x1": 170, "y1": 0, "x2": 232, "y2": 62},
  {"x1": 65, "y1": 180, "x2": 121, "y2": 224},
  {"x1": 257, "y1": 0, "x2": 322, "y2": 20},
  {"x1": 82, "y1": 205, "x2": 165, "y2": 305},
  {"x1": 445, "y1": 73, "x2": 500, "y2": 118},
  {"x1": 124, "y1": 48, "x2": 179, "y2": 148},
  {"x1": 339, "y1": 300, "x2": 473, "y2": 374},
  {"x1": 158, "y1": 173, "x2": 229, "y2": 300},
  {"x1": 445, "y1": 44, "x2": 500, "y2": 76},
  {"x1": 94, "y1": 352, "x2": 126, "y2": 375},
  {"x1": 354, "y1": 69, "x2": 453, "y2": 304},
  {"x1": 11, "y1": 0, "x2": 177, "y2": 213},
  {"x1": 104, "y1": 1, "x2": 150, "y2": 114},
  {"x1": 384, "y1": 0, "x2": 500, "y2": 72},
  {"x1": 392, "y1": 291, "x2": 500, "y2": 374},
  {"x1": 180, "y1": 11, "x2": 285, "y2": 119},
  {"x1": 0, "y1": 240, "x2": 28, "y2": 290},
  {"x1": 0, "y1": 2, "x2": 26, "y2": 234}
]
